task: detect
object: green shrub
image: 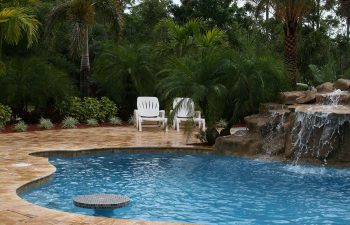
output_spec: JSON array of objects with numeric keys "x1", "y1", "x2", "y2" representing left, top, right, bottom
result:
[
  {"x1": 0, "y1": 104, "x2": 12, "y2": 127},
  {"x1": 100, "y1": 97, "x2": 118, "y2": 121},
  {"x1": 61, "y1": 97, "x2": 118, "y2": 122},
  {"x1": 86, "y1": 118, "x2": 98, "y2": 126},
  {"x1": 62, "y1": 117, "x2": 79, "y2": 129},
  {"x1": 109, "y1": 117, "x2": 122, "y2": 125},
  {"x1": 14, "y1": 121, "x2": 28, "y2": 132},
  {"x1": 0, "y1": 57, "x2": 74, "y2": 119},
  {"x1": 38, "y1": 118, "x2": 54, "y2": 130},
  {"x1": 80, "y1": 98, "x2": 102, "y2": 121}
]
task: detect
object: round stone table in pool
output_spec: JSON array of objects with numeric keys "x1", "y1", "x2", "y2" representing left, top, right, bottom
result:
[{"x1": 73, "y1": 194, "x2": 130, "y2": 216}]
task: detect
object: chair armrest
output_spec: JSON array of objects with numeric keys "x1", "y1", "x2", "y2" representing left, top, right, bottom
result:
[
  {"x1": 159, "y1": 110, "x2": 165, "y2": 118},
  {"x1": 195, "y1": 111, "x2": 201, "y2": 119}
]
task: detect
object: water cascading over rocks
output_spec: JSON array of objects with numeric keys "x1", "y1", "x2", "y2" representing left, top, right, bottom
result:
[
  {"x1": 261, "y1": 110, "x2": 289, "y2": 156},
  {"x1": 289, "y1": 90, "x2": 350, "y2": 164},
  {"x1": 214, "y1": 79, "x2": 350, "y2": 166},
  {"x1": 290, "y1": 109, "x2": 350, "y2": 164}
]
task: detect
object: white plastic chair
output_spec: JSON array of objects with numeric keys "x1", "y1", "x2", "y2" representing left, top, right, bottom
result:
[
  {"x1": 172, "y1": 98, "x2": 205, "y2": 132},
  {"x1": 135, "y1": 97, "x2": 167, "y2": 132}
]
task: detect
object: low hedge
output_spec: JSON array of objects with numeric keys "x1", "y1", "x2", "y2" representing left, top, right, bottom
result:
[
  {"x1": 60, "y1": 97, "x2": 118, "y2": 122},
  {"x1": 0, "y1": 104, "x2": 12, "y2": 127}
]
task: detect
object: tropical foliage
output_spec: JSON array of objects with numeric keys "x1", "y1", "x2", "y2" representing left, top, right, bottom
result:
[
  {"x1": 0, "y1": 0, "x2": 349, "y2": 141},
  {"x1": 0, "y1": 6, "x2": 40, "y2": 73}
]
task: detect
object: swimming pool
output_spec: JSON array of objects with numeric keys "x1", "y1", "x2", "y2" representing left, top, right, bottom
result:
[{"x1": 20, "y1": 152, "x2": 350, "y2": 224}]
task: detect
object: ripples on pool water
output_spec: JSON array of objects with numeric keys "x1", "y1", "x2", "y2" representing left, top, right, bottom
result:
[{"x1": 21, "y1": 152, "x2": 350, "y2": 224}]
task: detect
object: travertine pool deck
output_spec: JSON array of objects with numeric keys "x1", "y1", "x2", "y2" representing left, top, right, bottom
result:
[{"x1": 0, "y1": 126, "x2": 210, "y2": 225}]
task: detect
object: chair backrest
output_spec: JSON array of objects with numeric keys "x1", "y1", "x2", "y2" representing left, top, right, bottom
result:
[
  {"x1": 137, "y1": 97, "x2": 160, "y2": 117},
  {"x1": 173, "y1": 98, "x2": 194, "y2": 118}
]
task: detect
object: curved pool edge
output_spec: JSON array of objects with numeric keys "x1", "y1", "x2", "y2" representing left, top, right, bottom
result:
[
  {"x1": 18, "y1": 146, "x2": 212, "y2": 196},
  {"x1": 16, "y1": 147, "x2": 211, "y2": 225},
  {"x1": 0, "y1": 126, "x2": 207, "y2": 225}
]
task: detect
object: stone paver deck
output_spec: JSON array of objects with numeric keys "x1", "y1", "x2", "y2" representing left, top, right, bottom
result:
[{"x1": 0, "y1": 126, "x2": 210, "y2": 225}]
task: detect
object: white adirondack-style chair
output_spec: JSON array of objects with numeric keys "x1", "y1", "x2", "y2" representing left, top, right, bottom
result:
[
  {"x1": 135, "y1": 97, "x2": 167, "y2": 131},
  {"x1": 172, "y1": 98, "x2": 205, "y2": 132}
]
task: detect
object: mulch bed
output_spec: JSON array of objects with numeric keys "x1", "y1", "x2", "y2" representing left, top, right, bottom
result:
[{"x1": 0, "y1": 123, "x2": 127, "y2": 134}]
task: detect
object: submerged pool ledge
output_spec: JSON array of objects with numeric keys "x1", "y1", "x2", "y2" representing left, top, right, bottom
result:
[{"x1": 0, "y1": 126, "x2": 207, "y2": 224}]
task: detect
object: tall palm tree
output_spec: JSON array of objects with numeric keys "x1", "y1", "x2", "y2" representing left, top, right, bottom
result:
[
  {"x1": 0, "y1": 7, "x2": 40, "y2": 73},
  {"x1": 114, "y1": 0, "x2": 124, "y2": 39},
  {"x1": 338, "y1": 0, "x2": 350, "y2": 39},
  {"x1": 47, "y1": 0, "x2": 125, "y2": 96},
  {"x1": 47, "y1": 0, "x2": 95, "y2": 97},
  {"x1": 272, "y1": 0, "x2": 312, "y2": 88}
]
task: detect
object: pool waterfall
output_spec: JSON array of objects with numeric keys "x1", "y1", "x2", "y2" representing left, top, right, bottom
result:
[{"x1": 215, "y1": 87, "x2": 350, "y2": 166}]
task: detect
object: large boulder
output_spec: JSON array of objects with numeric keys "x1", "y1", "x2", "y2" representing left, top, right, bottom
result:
[
  {"x1": 316, "y1": 82, "x2": 334, "y2": 93},
  {"x1": 280, "y1": 91, "x2": 316, "y2": 105},
  {"x1": 214, "y1": 133, "x2": 263, "y2": 156},
  {"x1": 328, "y1": 122, "x2": 350, "y2": 163},
  {"x1": 334, "y1": 79, "x2": 350, "y2": 91},
  {"x1": 244, "y1": 114, "x2": 270, "y2": 133}
]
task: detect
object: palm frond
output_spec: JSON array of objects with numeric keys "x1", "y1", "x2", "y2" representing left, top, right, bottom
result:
[{"x1": 0, "y1": 7, "x2": 40, "y2": 47}]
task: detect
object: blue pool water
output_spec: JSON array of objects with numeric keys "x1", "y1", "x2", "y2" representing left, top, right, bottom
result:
[{"x1": 21, "y1": 152, "x2": 350, "y2": 224}]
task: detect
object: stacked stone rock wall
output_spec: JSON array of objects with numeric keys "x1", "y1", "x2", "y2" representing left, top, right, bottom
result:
[{"x1": 214, "y1": 79, "x2": 350, "y2": 166}]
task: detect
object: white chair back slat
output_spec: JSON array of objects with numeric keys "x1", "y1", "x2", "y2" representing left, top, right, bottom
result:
[
  {"x1": 137, "y1": 97, "x2": 160, "y2": 117},
  {"x1": 173, "y1": 98, "x2": 195, "y2": 118}
]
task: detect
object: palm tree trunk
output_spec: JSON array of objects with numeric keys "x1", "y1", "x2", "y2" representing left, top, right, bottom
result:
[
  {"x1": 114, "y1": 0, "x2": 124, "y2": 40},
  {"x1": 284, "y1": 30, "x2": 298, "y2": 88},
  {"x1": 80, "y1": 26, "x2": 90, "y2": 97},
  {"x1": 347, "y1": 17, "x2": 350, "y2": 40},
  {"x1": 315, "y1": 0, "x2": 321, "y2": 30}
]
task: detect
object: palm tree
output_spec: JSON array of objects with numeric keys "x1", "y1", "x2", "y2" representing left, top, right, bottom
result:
[
  {"x1": 155, "y1": 19, "x2": 230, "y2": 144},
  {"x1": 47, "y1": 0, "x2": 122, "y2": 97},
  {"x1": 114, "y1": 0, "x2": 125, "y2": 39},
  {"x1": 154, "y1": 18, "x2": 223, "y2": 57},
  {"x1": 338, "y1": 0, "x2": 350, "y2": 39},
  {"x1": 272, "y1": 0, "x2": 312, "y2": 88},
  {"x1": 93, "y1": 42, "x2": 156, "y2": 118},
  {"x1": 94, "y1": 0, "x2": 128, "y2": 40},
  {"x1": 47, "y1": 0, "x2": 95, "y2": 97},
  {"x1": 0, "y1": 7, "x2": 40, "y2": 73},
  {"x1": 158, "y1": 48, "x2": 230, "y2": 143}
]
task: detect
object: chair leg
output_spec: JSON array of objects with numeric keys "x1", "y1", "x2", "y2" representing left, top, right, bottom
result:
[
  {"x1": 138, "y1": 120, "x2": 142, "y2": 132},
  {"x1": 202, "y1": 120, "x2": 206, "y2": 131},
  {"x1": 176, "y1": 119, "x2": 180, "y2": 132},
  {"x1": 164, "y1": 120, "x2": 168, "y2": 132},
  {"x1": 173, "y1": 120, "x2": 176, "y2": 130},
  {"x1": 134, "y1": 111, "x2": 138, "y2": 127}
]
